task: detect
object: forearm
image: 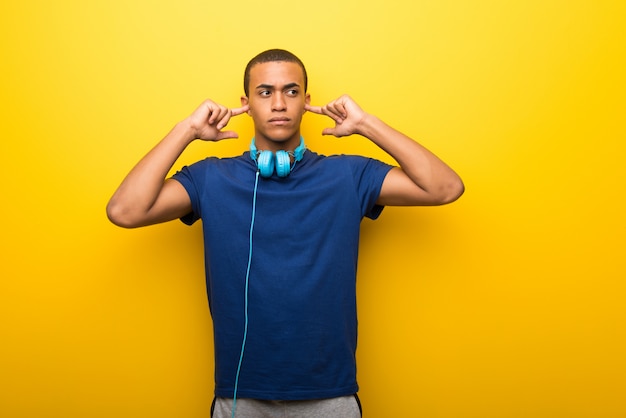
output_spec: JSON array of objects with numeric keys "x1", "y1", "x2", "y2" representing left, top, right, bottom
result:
[
  {"x1": 358, "y1": 114, "x2": 464, "y2": 204},
  {"x1": 106, "y1": 121, "x2": 194, "y2": 225}
]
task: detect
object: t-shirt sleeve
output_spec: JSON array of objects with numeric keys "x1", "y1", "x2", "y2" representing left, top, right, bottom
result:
[
  {"x1": 171, "y1": 160, "x2": 207, "y2": 225},
  {"x1": 349, "y1": 156, "x2": 394, "y2": 220}
]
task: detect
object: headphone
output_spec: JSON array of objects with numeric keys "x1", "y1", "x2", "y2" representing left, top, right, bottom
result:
[
  {"x1": 249, "y1": 136, "x2": 306, "y2": 178},
  {"x1": 232, "y1": 136, "x2": 306, "y2": 416}
]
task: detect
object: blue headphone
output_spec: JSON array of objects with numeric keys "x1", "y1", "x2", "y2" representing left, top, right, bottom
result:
[
  {"x1": 233, "y1": 135, "x2": 306, "y2": 416},
  {"x1": 249, "y1": 136, "x2": 306, "y2": 178}
]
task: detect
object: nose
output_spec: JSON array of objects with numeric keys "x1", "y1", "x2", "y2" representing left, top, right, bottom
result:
[{"x1": 271, "y1": 93, "x2": 286, "y2": 111}]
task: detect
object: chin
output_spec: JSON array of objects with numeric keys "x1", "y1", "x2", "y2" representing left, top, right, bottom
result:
[{"x1": 258, "y1": 129, "x2": 299, "y2": 144}]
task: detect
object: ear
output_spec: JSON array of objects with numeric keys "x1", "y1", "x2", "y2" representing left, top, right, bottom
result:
[
  {"x1": 241, "y1": 96, "x2": 250, "y2": 115},
  {"x1": 304, "y1": 93, "x2": 311, "y2": 111}
]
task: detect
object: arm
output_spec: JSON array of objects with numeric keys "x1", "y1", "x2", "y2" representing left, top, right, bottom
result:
[
  {"x1": 305, "y1": 95, "x2": 464, "y2": 206},
  {"x1": 106, "y1": 100, "x2": 249, "y2": 228}
]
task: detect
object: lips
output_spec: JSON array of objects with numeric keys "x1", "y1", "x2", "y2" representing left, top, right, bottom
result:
[{"x1": 269, "y1": 117, "x2": 290, "y2": 125}]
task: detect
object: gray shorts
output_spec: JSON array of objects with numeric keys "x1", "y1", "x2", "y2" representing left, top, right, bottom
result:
[{"x1": 211, "y1": 394, "x2": 362, "y2": 418}]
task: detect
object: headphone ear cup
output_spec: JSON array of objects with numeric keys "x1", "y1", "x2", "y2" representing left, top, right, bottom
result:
[
  {"x1": 274, "y1": 150, "x2": 291, "y2": 178},
  {"x1": 257, "y1": 150, "x2": 275, "y2": 178}
]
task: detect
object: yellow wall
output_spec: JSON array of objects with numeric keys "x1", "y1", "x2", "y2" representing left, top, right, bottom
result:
[{"x1": 1, "y1": 1, "x2": 625, "y2": 417}]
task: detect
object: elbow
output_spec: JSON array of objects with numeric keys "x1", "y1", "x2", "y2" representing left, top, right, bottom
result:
[
  {"x1": 436, "y1": 176, "x2": 465, "y2": 205},
  {"x1": 106, "y1": 199, "x2": 141, "y2": 229}
]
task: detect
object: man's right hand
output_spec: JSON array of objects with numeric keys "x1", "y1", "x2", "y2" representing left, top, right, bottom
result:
[
  {"x1": 107, "y1": 99, "x2": 249, "y2": 228},
  {"x1": 186, "y1": 99, "x2": 249, "y2": 141}
]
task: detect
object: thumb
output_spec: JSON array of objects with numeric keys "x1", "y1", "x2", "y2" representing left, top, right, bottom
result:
[
  {"x1": 321, "y1": 127, "x2": 334, "y2": 136},
  {"x1": 216, "y1": 131, "x2": 239, "y2": 140}
]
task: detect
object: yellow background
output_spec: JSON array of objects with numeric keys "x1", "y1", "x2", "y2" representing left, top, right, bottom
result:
[{"x1": 1, "y1": 1, "x2": 625, "y2": 417}]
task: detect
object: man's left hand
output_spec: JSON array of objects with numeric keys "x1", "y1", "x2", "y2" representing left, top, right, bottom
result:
[{"x1": 305, "y1": 95, "x2": 367, "y2": 137}]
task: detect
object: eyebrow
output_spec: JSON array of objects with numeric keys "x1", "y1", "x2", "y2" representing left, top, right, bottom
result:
[{"x1": 255, "y1": 82, "x2": 301, "y2": 90}]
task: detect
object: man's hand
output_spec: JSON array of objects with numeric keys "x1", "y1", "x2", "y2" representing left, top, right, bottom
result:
[
  {"x1": 186, "y1": 99, "x2": 249, "y2": 141},
  {"x1": 305, "y1": 95, "x2": 367, "y2": 137}
]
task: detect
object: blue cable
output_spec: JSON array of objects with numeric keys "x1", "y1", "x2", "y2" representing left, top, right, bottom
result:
[{"x1": 232, "y1": 170, "x2": 260, "y2": 418}]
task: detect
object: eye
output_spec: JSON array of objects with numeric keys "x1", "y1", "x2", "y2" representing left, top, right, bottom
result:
[
  {"x1": 286, "y1": 89, "x2": 299, "y2": 97},
  {"x1": 259, "y1": 90, "x2": 271, "y2": 97}
]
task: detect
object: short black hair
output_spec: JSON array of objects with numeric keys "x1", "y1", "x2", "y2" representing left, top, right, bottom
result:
[{"x1": 243, "y1": 49, "x2": 308, "y2": 96}]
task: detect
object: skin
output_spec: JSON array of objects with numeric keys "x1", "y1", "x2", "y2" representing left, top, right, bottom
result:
[
  {"x1": 241, "y1": 61, "x2": 310, "y2": 152},
  {"x1": 106, "y1": 61, "x2": 464, "y2": 228}
]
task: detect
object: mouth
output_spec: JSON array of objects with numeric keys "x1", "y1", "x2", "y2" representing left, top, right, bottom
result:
[{"x1": 268, "y1": 117, "x2": 291, "y2": 125}]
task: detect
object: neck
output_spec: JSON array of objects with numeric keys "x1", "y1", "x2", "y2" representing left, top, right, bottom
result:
[
  {"x1": 252, "y1": 132, "x2": 302, "y2": 152},
  {"x1": 250, "y1": 135, "x2": 306, "y2": 163}
]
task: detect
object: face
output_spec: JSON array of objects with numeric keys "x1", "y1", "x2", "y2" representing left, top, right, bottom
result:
[{"x1": 241, "y1": 61, "x2": 310, "y2": 150}]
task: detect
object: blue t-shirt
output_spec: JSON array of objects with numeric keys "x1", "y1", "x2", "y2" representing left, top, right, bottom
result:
[{"x1": 172, "y1": 149, "x2": 392, "y2": 400}]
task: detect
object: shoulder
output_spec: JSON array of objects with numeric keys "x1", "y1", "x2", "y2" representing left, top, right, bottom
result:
[
  {"x1": 304, "y1": 151, "x2": 391, "y2": 171},
  {"x1": 175, "y1": 153, "x2": 254, "y2": 177},
  {"x1": 299, "y1": 151, "x2": 393, "y2": 191},
  {"x1": 324, "y1": 153, "x2": 393, "y2": 182},
  {"x1": 172, "y1": 153, "x2": 257, "y2": 199}
]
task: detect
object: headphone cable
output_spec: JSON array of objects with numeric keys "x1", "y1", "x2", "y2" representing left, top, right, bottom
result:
[{"x1": 232, "y1": 170, "x2": 260, "y2": 418}]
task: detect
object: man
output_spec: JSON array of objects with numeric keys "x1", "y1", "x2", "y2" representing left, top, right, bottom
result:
[{"x1": 107, "y1": 49, "x2": 463, "y2": 417}]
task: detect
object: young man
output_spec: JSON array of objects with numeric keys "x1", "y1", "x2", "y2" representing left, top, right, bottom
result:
[{"x1": 107, "y1": 49, "x2": 463, "y2": 417}]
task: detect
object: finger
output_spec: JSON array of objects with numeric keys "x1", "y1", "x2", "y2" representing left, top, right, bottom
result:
[
  {"x1": 203, "y1": 102, "x2": 219, "y2": 124},
  {"x1": 321, "y1": 127, "x2": 336, "y2": 136},
  {"x1": 304, "y1": 104, "x2": 324, "y2": 114},
  {"x1": 323, "y1": 105, "x2": 345, "y2": 124},
  {"x1": 335, "y1": 102, "x2": 348, "y2": 119},
  {"x1": 216, "y1": 130, "x2": 239, "y2": 140},
  {"x1": 322, "y1": 127, "x2": 349, "y2": 138},
  {"x1": 231, "y1": 104, "x2": 249, "y2": 116},
  {"x1": 216, "y1": 112, "x2": 232, "y2": 130},
  {"x1": 208, "y1": 105, "x2": 228, "y2": 125},
  {"x1": 327, "y1": 101, "x2": 347, "y2": 119},
  {"x1": 206, "y1": 106, "x2": 218, "y2": 125}
]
